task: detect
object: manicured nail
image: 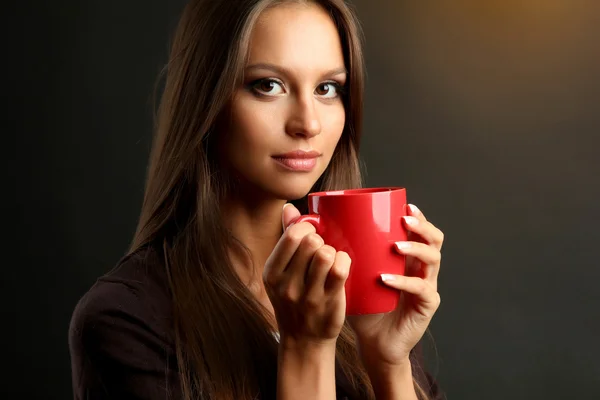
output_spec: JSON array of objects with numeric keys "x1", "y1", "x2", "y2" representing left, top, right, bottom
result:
[
  {"x1": 380, "y1": 274, "x2": 396, "y2": 282},
  {"x1": 395, "y1": 241, "x2": 412, "y2": 251},
  {"x1": 408, "y1": 204, "x2": 420, "y2": 215},
  {"x1": 403, "y1": 216, "x2": 418, "y2": 225}
]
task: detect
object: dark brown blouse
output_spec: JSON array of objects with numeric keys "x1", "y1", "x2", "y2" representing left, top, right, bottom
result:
[{"x1": 69, "y1": 247, "x2": 442, "y2": 399}]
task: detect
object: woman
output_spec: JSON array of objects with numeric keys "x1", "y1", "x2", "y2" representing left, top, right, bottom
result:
[{"x1": 69, "y1": 0, "x2": 445, "y2": 399}]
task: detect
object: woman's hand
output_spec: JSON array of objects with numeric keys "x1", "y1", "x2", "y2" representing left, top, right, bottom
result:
[
  {"x1": 347, "y1": 204, "x2": 444, "y2": 372},
  {"x1": 263, "y1": 203, "x2": 351, "y2": 348},
  {"x1": 265, "y1": 203, "x2": 351, "y2": 400}
]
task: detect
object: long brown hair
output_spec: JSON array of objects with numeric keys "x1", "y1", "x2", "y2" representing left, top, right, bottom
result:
[{"x1": 130, "y1": 0, "x2": 431, "y2": 398}]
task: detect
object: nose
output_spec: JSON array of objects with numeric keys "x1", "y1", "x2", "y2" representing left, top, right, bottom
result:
[{"x1": 284, "y1": 94, "x2": 321, "y2": 139}]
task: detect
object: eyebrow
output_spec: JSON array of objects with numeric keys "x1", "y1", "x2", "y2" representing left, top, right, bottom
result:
[{"x1": 245, "y1": 63, "x2": 347, "y2": 78}]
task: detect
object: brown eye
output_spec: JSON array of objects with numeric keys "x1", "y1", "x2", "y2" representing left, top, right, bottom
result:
[
  {"x1": 315, "y1": 82, "x2": 340, "y2": 98},
  {"x1": 251, "y1": 78, "x2": 284, "y2": 96},
  {"x1": 259, "y1": 80, "x2": 276, "y2": 92}
]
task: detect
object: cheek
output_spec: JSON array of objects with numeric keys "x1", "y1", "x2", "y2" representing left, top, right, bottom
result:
[
  {"x1": 228, "y1": 98, "x2": 278, "y2": 155},
  {"x1": 322, "y1": 104, "x2": 346, "y2": 151}
]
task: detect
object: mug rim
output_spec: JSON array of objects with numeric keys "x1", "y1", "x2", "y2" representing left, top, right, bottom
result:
[{"x1": 308, "y1": 187, "x2": 406, "y2": 197}]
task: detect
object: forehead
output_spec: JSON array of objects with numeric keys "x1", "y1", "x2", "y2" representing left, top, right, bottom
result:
[{"x1": 247, "y1": 3, "x2": 345, "y2": 71}]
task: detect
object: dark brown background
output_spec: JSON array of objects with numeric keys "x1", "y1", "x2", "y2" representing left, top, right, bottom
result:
[{"x1": 6, "y1": 0, "x2": 600, "y2": 399}]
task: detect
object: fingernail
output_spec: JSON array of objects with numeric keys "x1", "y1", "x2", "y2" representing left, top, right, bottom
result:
[
  {"x1": 380, "y1": 274, "x2": 396, "y2": 282},
  {"x1": 408, "y1": 204, "x2": 420, "y2": 215},
  {"x1": 403, "y1": 216, "x2": 418, "y2": 225},
  {"x1": 395, "y1": 241, "x2": 412, "y2": 251},
  {"x1": 283, "y1": 203, "x2": 291, "y2": 210}
]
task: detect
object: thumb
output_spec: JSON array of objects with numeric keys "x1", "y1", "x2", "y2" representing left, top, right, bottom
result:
[{"x1": 281, "y1": 203, "x2": 301, "y2": 231}]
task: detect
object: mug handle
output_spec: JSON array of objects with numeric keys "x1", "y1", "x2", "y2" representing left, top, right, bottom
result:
[{"x1": 293, "y1": 214, "x2": 322, "y2": 234}]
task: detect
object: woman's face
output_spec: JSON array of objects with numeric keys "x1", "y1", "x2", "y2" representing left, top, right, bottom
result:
[{"x1": 221, "y1": 2, "x2": 347, "y2": 201}]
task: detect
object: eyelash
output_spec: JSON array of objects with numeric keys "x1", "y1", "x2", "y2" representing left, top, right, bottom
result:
[{"x1": 247, "y1": 78, "x2": 347, "y2": 98}]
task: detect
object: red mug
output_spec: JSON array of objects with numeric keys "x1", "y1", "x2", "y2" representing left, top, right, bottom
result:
[{"x1": 295, "y1": 187, "x2": 408, "y2": 315}]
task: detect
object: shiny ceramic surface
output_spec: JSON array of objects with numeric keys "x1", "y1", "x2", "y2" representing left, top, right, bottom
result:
[{"x1": 296, "y1": 187, "x2": 408, "y2": 315}]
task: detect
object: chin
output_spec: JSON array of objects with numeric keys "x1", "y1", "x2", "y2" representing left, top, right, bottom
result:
[{"x1": 264, "y1": 174, "x2": 320, "y2": 201}]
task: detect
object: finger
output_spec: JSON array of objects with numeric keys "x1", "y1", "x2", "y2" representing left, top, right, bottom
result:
[
  {"x1": 304, "y1": 246, "x2": 339, "y2": 301},
  {"x1": 282, "y1": 233, "x2": 325, "y2": 297},
  {"x1": 263, "y1": 222, "x2": 316, "y2": 284},
  {"x1": 380, "y1": 274, "x2": 441, "y2": 316},
  {"x1": 407, "y1": 203, "x2": 427, "y2": 222},
  {"x1": 402, "y1": 216, "x2": 444, "y2": 250},
  {"x1": 282, "y1": 203, "x2": 301, "y2": 231},
  {"x1": 324, "y1": 250, "x2": 351, "y2": 294},
  {"x1": 394, "y1": 242, "x2": 441, "y2": 267},
  {"x1": 394, "y1": 241, "x2": 441, "y2": 284}
]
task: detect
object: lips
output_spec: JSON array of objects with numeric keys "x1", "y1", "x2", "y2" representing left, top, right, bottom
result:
[
  {"x1": 272, "y1": 150, "x2": 321, "y2": 172},
  {"x1": 273, "y1": 150, "x2": 321, "y2": 159}
]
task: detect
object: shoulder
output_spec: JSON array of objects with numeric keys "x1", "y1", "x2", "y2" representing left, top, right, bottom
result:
[
  {"x1": 68, "y1": 247, "x2": 180, "y2": 398},
  {"x1": 70, "y1": 246, "x2": 173, "y2": 343},
  {"x1": 73, "y1": 247, "x2": 165, "y2": 318}
]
